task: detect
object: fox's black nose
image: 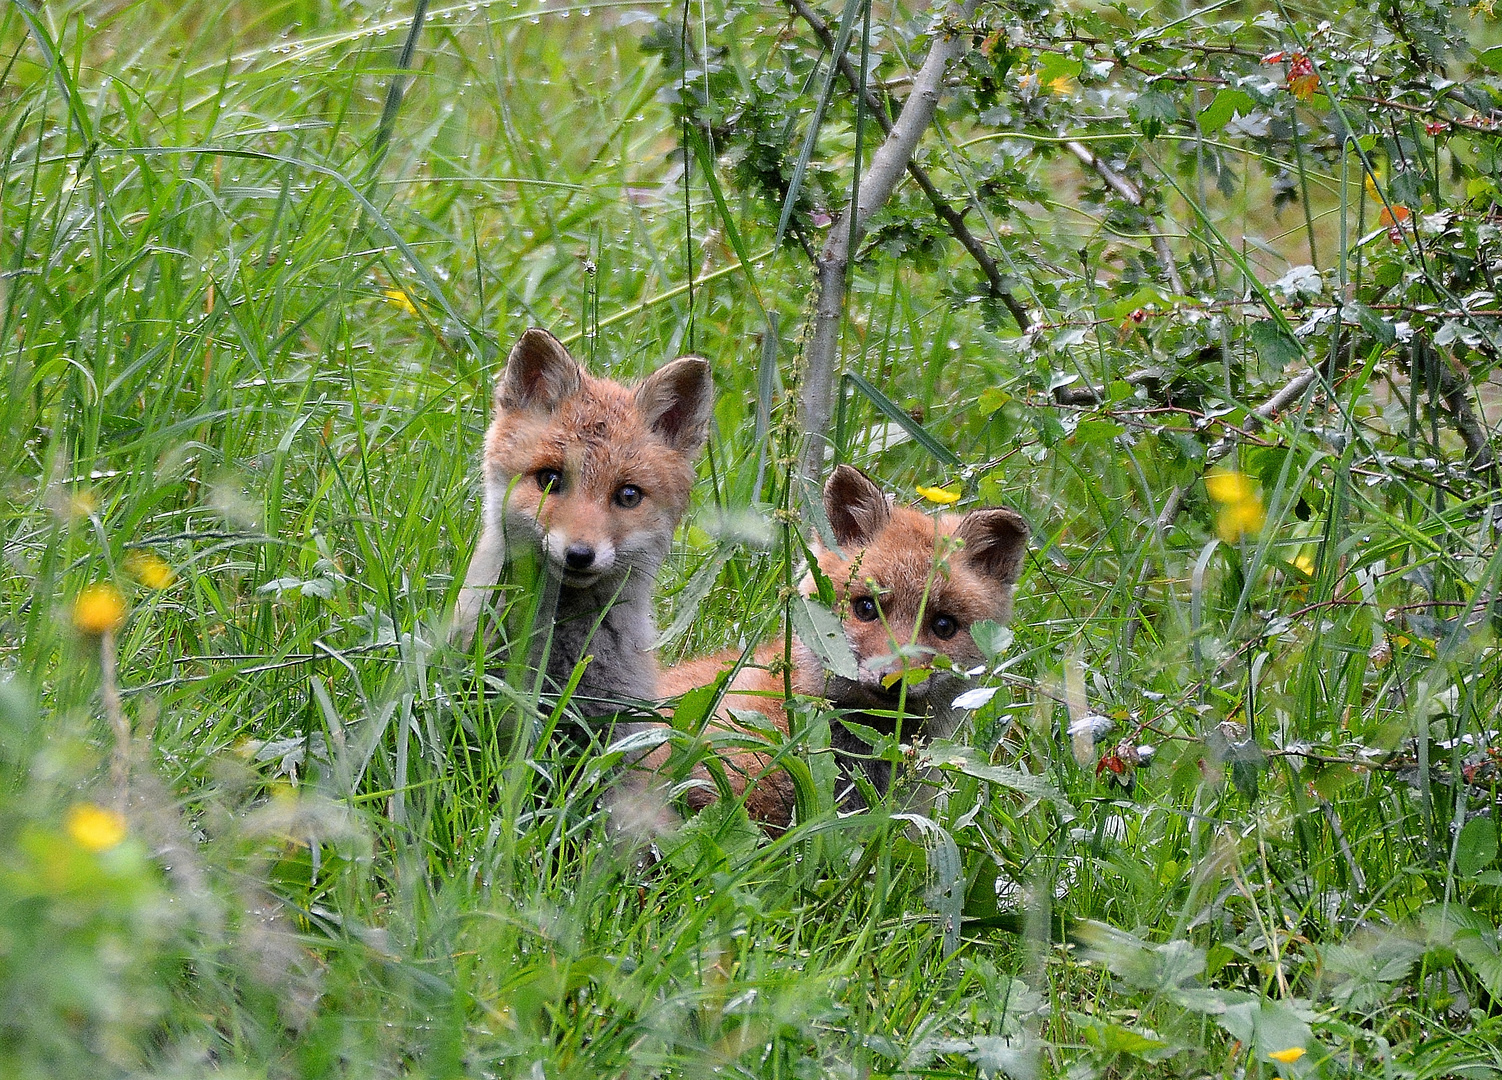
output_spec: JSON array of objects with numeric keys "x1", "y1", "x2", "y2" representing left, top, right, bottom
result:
[{"x1": 564, "y1": 544, "x2": 596, "y2": 570}]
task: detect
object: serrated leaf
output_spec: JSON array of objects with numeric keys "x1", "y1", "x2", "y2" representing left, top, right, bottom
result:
[{"x1": 791, "y1": 594, "x2": 858, "y2": 681}]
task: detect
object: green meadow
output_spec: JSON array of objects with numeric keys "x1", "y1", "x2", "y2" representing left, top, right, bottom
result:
[{"x1": 3, "y1": 0, "x2": 1502, "y2": 1075}]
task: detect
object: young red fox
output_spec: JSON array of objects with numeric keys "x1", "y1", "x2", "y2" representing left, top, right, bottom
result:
[
  {"x1": 655, "y1": 465, "x2": 1028, "y2": 828},
  {"x1": 452, "y1": 327, "x2": 712, "y2": 716}
]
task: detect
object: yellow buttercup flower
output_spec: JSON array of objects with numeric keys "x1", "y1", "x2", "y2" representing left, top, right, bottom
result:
[
  {"x1": 1268, "y1": 1047, "x2": 1306, "y2": 1064},
  {"x1": 1292, "y1": 553, "x2": 1316, "y2": 576},
  {"x1": 73, "y1": 583, "x2": 127, "y2": 635},
  {"x1": 66, "y1": 803, "x2": 127, "y2": 852},
  {"x1": 124, "y1": 550, "x2": 176, "y2": 589},
  {"x1": 916, "y1": 485, "x2": 961, "y2": 506},
  {"x1": 1205, "y1": 470, "x2": 1265, "y2": 543},
  {"x1": 382, "y1": 287, "x2": 419, "y2": 316}
]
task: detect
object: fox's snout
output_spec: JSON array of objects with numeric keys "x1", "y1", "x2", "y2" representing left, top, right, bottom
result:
[{"x1": 540, "y1": 520, "x2": 617, "y2": 579}]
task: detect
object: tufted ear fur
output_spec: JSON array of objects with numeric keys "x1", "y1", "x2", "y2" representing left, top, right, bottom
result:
[
  {"x1": 496, "y1": 328, "x2": 582, "y2": 413},
  {"x1": 954, "y1": 507, "x2": 1030, "y2": 584},
  {"x1": 635, "y1": 356, "x2": 713, "y2": 453},
  {"x1": 823, "y1": 464, "x2": 893, "y2": 548}
]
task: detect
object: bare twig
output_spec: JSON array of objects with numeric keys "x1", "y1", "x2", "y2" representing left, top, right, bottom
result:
[
  {"x1": 788, "y1": 0, "x2": 1030, "y2": 333},
  {"x1": 1065, "y1": 140, "x2": 1187, "y2": 297},
  {"x1": 800, "y1": 0, "x2": 980, "y2": 479}
]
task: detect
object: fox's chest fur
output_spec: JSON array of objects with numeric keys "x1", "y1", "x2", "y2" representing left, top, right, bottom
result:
[{"x1": 453, "y1": 328, "x2": 711, "y2": 720}]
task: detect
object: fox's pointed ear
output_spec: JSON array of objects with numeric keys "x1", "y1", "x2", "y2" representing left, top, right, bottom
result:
[
  {"x1": 636, "y1": 356, "x2": 713, "y2": 453},
  {"x1": 954, "y1": 508, "x2": 1030, "y2": 584},
  {"x1": 497, "y1": 328, "x2": 582, "y2": 412},
  {"x1": 824, "y1": 464, "x2": 891, "y2": 547}
]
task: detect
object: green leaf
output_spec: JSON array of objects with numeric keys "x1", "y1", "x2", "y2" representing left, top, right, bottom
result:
[
  {"x1": 970, "y1": 620, "x2": 1014, "y2": 663},
  {"x1": 1249, "y1": 320, "x2": 1304, "y2": 368},
  {"x1": 979, "y1": 386, "x2": 1011, "y2": 414},
  {"x1": 1457, "y1": 816, "x2": 1499, "y2": 878},
  {"x1": 844, "y1": 369, "x2": 962, "y2": 467},
  {"x1": 652, "y1": 543, "x2": 734, "y2": 647},
  {"x1": 1477, "y1": 45, "x2": 1502, "y2": 73},
  {"x1": 1198, "y1": 89, "x2": 1255, "y2": 134},
  {"x1": 1077, "y1": 1017, "x2": 1170, "y2": 1057},
  {"x1": 790, "y1": 594, "x2": 859, "y2": 681},
  {"x1": 1349, "y1": 301, "x2": 1396, "y2": 346},
  {"x1": 1073, "y1": 418, "x2": 1126, "y2": 444},
  {"x1": 1130, "y1": 90, "x2": 1179, "y2": 139},
  {"x1": 1453, "y1": 924, "x2": 1502, "y2": 1001},
  {"x1": 922, "y1": 741, "x2": 1070, "y2": 808}
]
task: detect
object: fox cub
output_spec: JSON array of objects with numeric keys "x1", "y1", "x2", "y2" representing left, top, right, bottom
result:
[
  {"x1": 453, "y1": 327, "x2": 712, "y2": 715},
  {"x1": 656, "y1": 464, "x2": 1028, "y2": 827}
]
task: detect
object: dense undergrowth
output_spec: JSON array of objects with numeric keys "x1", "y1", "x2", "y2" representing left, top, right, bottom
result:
[{"x1": 3, "y1": 0, "x2": 1502, "y2": 1075}]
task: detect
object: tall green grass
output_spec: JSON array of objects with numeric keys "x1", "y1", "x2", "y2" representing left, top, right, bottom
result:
[{"x1": 2, "y1": 0, "x2": 1502, "y2": 1076}]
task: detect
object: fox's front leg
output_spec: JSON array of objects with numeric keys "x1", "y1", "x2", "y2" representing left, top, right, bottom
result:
[{"x1": 452, "y1": 512, "x2": 507, "y2": 648}]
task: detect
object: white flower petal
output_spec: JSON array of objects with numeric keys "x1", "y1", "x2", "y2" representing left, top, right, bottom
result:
[{"x1": 952, "y1": 687, "x2": 1001, "y2": 710}]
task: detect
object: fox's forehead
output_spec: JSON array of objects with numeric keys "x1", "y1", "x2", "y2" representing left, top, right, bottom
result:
[
  {"x1": 484, "y1": 376, "x2": 692, "y2": 493},
  {"x1": 820, "y1": 506, "x2": 1007, "y2": 620}
]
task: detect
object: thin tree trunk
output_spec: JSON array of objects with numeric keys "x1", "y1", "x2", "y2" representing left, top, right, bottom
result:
[{"x1": 800, "y1": 0, "x2": 978, "y2": 480}]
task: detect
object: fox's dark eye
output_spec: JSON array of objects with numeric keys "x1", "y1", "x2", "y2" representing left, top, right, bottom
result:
[
  {"x1": 614, "y1": 484, "x2": 643, "y2": 508},
  {"x1": 851, "y1": 596, "x2": 879, "y2": 622},
  {"x1": 930, "y1": 614, "x2": 960, "y2": 640},
  {"x1": 535, "y1": 468, "x2": 563, "y2": 493}
]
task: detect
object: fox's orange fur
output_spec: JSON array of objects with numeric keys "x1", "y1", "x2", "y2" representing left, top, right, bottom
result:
[
  {"x1": 654, "y1": 465, "x2": 1029, "y2": 829},
  {"x1": 453, "y1": 328, "x2": 712, "y2": 715}
]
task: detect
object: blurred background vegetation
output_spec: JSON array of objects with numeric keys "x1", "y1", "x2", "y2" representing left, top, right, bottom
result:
[{"x1": 4, "y1": 0, "x2": 1502, "y2": 1074}]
